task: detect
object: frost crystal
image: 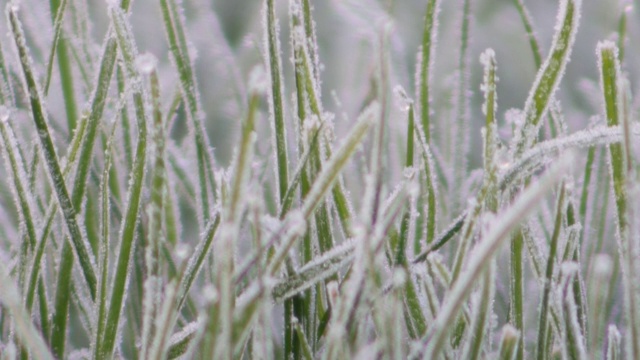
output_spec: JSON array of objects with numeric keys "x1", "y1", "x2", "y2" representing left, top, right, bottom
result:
[
  {"x1": 0, "y1": 106, "x2": 9, "y2": 123},
  {"x1": 10, "y1": 0, "x2": 21, "y2": 12},
  {"x1": 593, "y1": 254, "x2": 613, "y2": 278},
  {"x1": 392, "y1": 267, "x2": 407, "y2": 287},
  {"x1": 287, "y1": 210, "x2": 307, "y2": 237},
  {"x1": 106, "y1": 0, "x2": 120, "y2": 9},
  {"x1": 135, "y1": 53, "x2": 157, "y2": 75},
  {"x1": 248, "y1": 65, "x2": 268, "y2": 95},
  {"x1": 202, "y1": 284, "x2": 218, "y2": 303},
  {"x1": 175, "y1": 243, "x2": 191, "y2": 261}
]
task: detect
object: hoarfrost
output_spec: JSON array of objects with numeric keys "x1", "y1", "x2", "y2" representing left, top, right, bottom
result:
[
  {"x1": 286, "y1": 210, "x2": 307, "y2": 238},
  {"x1": 0, "y1": 106, "x2": 9, "y2": 123},
  {"x1": 202, "y1": 284, "x2": 218, "y2": 303},
  {"x1": 135, "y1": 53, "x2": 158, "y2": 75},
  {"x1": 248, "y1": 65, "x2": 268, "y2": 95},
  {"x1": 392, "y1": 267, "x2": 407, "y2": 288},
  {"x1": 10, "y1": 0, "x2": 20, "y2": 12},
  {"x1": 592, "y1": 254, "x2": 612, "y2": 278},
  {"x1": 175, "y1": 243, "x2": 190, "y2": 261}
]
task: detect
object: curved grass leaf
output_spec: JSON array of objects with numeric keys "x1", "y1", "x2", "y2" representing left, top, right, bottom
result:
[{"x1": 512, "y1": 0, "x2": 581, "y2": 157}]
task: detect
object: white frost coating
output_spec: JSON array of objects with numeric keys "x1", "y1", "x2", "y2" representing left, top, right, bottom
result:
[
  {"x1": 560, "y1": 261, "x2": 579, "y2": 277},
  {"x1": 593, "y1": 254, "x2": 613, "y2": 278},
  {"x1": 10, "y1": 0, "x2": 20, "y2": 12},
  {"x1": 286, "y1": 210, "x2": 307, "y2": 238},
  {"x1": 625, "y1": 3, "x2": 633, "y2": 14},
  {"x1": 479, "y1": 48, "x2": 498, "y2": 117},
  {"x1": 202, "y1": 284, "x2": 218, "y2": 303},
  {"x1": 248, "y1": 65, "x2": 268, "y2": 95},
  {"x1": 0, "y1": 106, "x2": 9, "y2": 123},
  {"x1": 135, "y1": 53, "x2": 158, "y2": 75},
  {"x1": 106, "y1": 0, "x2": 120, "y2": 9},
  {"x1": 514, "y1": 0, "x2": 581, "y2": 155},
  {"x1": 392, "y1": 267, "x2": 407, "y2": 288},
  {"x1": 175, "y1": 243, "x2": 191, "y2": 261},
  {"x1": 417, "y1": 152, "x2": 573, "y2": 358},
  {"x1": 499, "y1": 124, "x2": 640, "y2": 189},
  {"x1": 0, "y1": 262, "x2": 54, "y2": 359}
]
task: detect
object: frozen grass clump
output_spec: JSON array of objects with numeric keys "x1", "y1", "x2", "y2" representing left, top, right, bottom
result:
[{"x1": 0, "y1": 0, "x2": 639, "y2": 358}]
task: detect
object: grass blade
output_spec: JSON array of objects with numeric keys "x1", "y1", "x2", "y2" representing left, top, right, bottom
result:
[
  {"x1": 414, "y1": 153, "x2": 572, "y2": 359},
  {"x1": 0, "y1": 261, "x2": 54, "y2": 360},
  {"x1": 266, "y1": 0, "x2": 289, "y2": 204},
  {"x1": 512, "y1": 0, "x2": 581, "y2": 157},
  {"x1": 498, "y1": 325, "x2": 520, "y2": 360},
  {"x1": 45, "y1": 0, "x2": 79, "y2": 135},
  {"x1": 597, "y1": 40, "x2": 639, "y2": 360},
  {"x1": 7, "y1": 4, "x2": 97, "y2": 298},
  {"x1": 159, "y1": 0, "x2": 215, "y2": 225},
  {"x1": 418, "y1": 0, "x2": 440, "y2": 142},
  {"x1": 98, "y1": 6, "x2": 149, "y2": 357},
  {"x1": 535, "y1": 183, "x2": 566, "y2": 360}
]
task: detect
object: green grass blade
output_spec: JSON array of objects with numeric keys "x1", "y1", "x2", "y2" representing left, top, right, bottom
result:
[
  {"x1": 0, "y1": 261, "x2": 54, "y2": 360},
  {"x1": 498, "y1": 325, "x2": 520, "y2": 360},
  {"x1": 159, "y1": 0, "x2": 215, "y2": 225},
  {"x1": 46, "y1": 0, "x2": 78, "y2": 132},
  {"x1": 598, "y1": 40, "x2": 639, "y2": 360},
  {"x1": 607, "y1": 325, "x2": 621, "y2": 360},
  {"x1": 117, "y1": 65, "x2": 133, "y2": 170},
  {"x1": 0, "y1": 42, "x2": 14, "y2": 105},
  {"x1": 414, "y1": 119, "x2": 438, "y2": 245},
  {"x1": 450, "y1": 47, "x2": 502, "y2": 286},
  {"x1": 267, "y1": 103, "x2": 374, "y2": 275},
  {"x1": 210, "y1": 92, "x2": 258, "y2": 359},
  {"x1": 44, "y1": 0, "x2": 78, "y2": 132},
  {"x1": 415, "y1": 153, "x2": 571, "y2": 359},
  {"x1": 272, "y1": 241, "x2": 354, "y2": 303},
  {"x1": 7, "y1": 5, "x2": 97, "y2": 298},
  {"x1": 535, "y1": 184, "x2": 566, "y2": 360},
  {"x1": 91, "y1": 124, "x2": 115, "y2": 360},
  {"x1": 0, "y1": 112, "x2": 37, "y2": 252},
  {"x1": 266, "y1": 0, "x2": 289, "y2": 204},
  {"x1": 513, "y1": 0, "x2": 581, "y2": 157},
  {"x1": 44, "y1": 0, "x2": 67, "y2": 94},
  {"x1": 279, "y1": 127, "x2": 321, "y2": 218},
  {"x1": 588, "y1": 255, "x2": 613, "y2": 358},
  {"x1": 99, "y1": 6, "x2": 149, "y2": 357},
  {"x1": 418, "y1": 0, "x2": 440, "y2": 142},
  {"x1": 512, "y1": 0, "x2": 542, "y2": 68},
  {"x1": 461, "y1": 261, "x2": 495, "y2": 360},
  {"x1": 450, "y1": 0, "x2": 472, "y2": 213},
  {"x1": 176, "y1": 214, "x2": 220, "y2": 311},
  {"x1": 560, "y1": 266, "x2": 587, "y2": 360},
  {"x1": 141, "y1": 58, "x2": 163, "y2": 359},
  {"x1": 70, "y1": 0, "x2": 132, "y2": 213},
  {"x1": 50, "y1": 240, "x2": 73, "y2": 358}
]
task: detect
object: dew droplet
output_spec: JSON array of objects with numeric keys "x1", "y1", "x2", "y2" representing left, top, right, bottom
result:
[{"x1": 393, "y1": 85, "x2": 412, "y2": 112}]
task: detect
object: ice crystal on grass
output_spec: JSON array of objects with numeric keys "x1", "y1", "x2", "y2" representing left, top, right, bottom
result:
[{"x1": 2, "y1": 0, "x2": 640, "y2": 358}]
